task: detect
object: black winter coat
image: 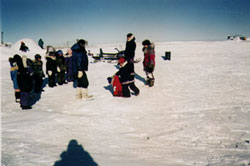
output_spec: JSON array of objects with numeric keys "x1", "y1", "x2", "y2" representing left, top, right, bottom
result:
[
  {"x1": 124, "y1": 38, "x2": 136, "y2": 62},
  {"x1": 115, "y1": 62, "x2": 135, "y2": 85},
  {"x1": 71, "y1": 43, "x2": 88, "y2": 78},
  {"x1": 13, "y1": 55, "x2": 33, "y2": 92},
  {"x1": 46, "y1": 56, "x2": 57, "y2": 74},
  {"x1": 33, "y1": 60, "x2": 44, "y2": 77}
]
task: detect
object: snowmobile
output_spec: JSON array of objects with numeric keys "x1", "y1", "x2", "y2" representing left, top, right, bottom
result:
[{"x1": 92, "y1": 48, "x2": 125, "y2": 63}]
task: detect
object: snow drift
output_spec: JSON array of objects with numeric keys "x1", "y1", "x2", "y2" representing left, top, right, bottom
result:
[{"x1": 11, "y1": 38, "x2": 43, "y2": 53}]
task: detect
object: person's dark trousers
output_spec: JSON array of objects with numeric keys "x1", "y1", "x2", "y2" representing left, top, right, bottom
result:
[
  {"x1": 57, "y1": 72, "x2": 65, "y2": 85},
  {"x1": 20, "y1": 92, "x2": 31, "y2": 109},
  {"x1": 122, "y1": 83, "x2": 139, "y2": 97},
  {"x1": 67, "y1": 69, "x2": 73, "y2": 82},
  {"x1": 48, "y1": 73, "x2": 56, "y2": 87},
  {"x1": 129, "y1": 82, "x2": 139, "y2": 95},
  {"x1": 122, "y1": 84, "x2": 130, "y2": 97},
  {"x1": 77, "y1": 72, "x2": 89, "y2": 88},
  {"x1": 34, "y1": 74, "x2": 43, "y2": 92}
]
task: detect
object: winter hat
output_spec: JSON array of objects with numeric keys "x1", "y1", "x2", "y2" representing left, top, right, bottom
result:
[
  {"x1": 9, "y1": 57, "x2": 14, "y2": 63},
  {"x1": 49, "y1": 51, "x2": 55, "y2": 57},
  {"x1": 13, "y1": 54, "x2": 21, "y2": 62},
  {"x1": 127, "y1": 33, "x2": 133, "y2": 38},
  {"x1": 26, "y1": 58, "x2": 33, "y2": 66},
  {"x1": 35, "y1": 54, "x2": 41, "y2": 60},
  {"x1": 57, "y1": 50, "x2": 63, "y2": 55},
  {"x1": 142, "y1": 39, "x2": 151, "y2": 46},
  {"x1": 77, "y1": 39, "x2": 86, "y2": 47},
  {"x1": 127, "y1": 33, "x2": 135, "y2": 41},
  {"x1": 13, "y1": 54, "x2": 23, "y2": 68},
  {"x1": 118, "y1": 57, "x2": 126, "y2": 64}
]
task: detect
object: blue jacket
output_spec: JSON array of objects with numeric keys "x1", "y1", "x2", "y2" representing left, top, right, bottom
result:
[
  {"x1": 10, "y1": 69, "x2": 19, "y2": 90},
  {"x1": 71, "y1": 43, "x2": 88, "y2": 77},
  {"x1": 9, "y1": 59, "x2": 20, "y2": 90}
]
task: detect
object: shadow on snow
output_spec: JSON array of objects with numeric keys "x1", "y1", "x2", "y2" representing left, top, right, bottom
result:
[{"x1": 54, "y1": 139, "x2": 99, "y2": 166}]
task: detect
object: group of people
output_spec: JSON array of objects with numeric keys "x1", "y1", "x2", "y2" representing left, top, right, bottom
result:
[
  {"x1": 9, "y1": 54, "x2": 45, "y2": 109},
  {"x1": 9, "y1": 33, "x2": 155, "y2": 109},
  {"x1": 45, "y1": 47, "x2": 73, "y2": 88},
  {"x1": 111, "y1": 33, "x2": 156, "y2": 97}
]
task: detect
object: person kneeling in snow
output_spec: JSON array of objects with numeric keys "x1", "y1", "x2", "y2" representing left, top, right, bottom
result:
[
  {"x1": 115, "y1": 57, "x2": 140, "y2": 97},
  {"x1": 71, "y1": 39, "x2": 93, "y2": 100}
]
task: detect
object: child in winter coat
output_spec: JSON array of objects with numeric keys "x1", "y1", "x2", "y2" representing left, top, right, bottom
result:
[
  {"x1": 9, "y1": 56, "x2": 21, "y2": 103},
  {"x1": 142, "y1": 39, "x2": 155, "y2": 87},
  {"x1": 32, "y1": 54, "x2": 45, "y2": 93},
  {"x1": 13, "y1": 54, "x2": 34, "y2": 109},
  {"x1": 115, "y1": 57, "x2": 140, "y2": 97},
  {"x1": 46, "y1": 51, "x2": 57, "y2": 87},
  {"x1": 56, "y1": 50, "x2": 67, "y2": 85}
]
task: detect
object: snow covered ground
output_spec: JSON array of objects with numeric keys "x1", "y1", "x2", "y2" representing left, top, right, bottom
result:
[{"x1": 1, "y1": 40, "x2": 250, "y2": 166}]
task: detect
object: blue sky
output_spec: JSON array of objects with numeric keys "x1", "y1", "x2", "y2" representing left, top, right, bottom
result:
[{"x1": 1, "y1": 0, "x2": 250, "y2": 45}]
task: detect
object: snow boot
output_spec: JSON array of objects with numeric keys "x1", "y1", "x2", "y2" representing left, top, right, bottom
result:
[
  {"x1": 149, "y1": 78, "x2": 155, "y2": 87},
  {"x1": 76, "y1": 88, "x2": 82, "y2": 99},
  {"x1": 82, "y1": 88, "x2": 93, "y2": 100},
  {"x1": 146, "y1": 76, "x2": 150, "y2": 86},
  {"x1": 15, "y1": 91, "x2": 21, "y2": 103}
]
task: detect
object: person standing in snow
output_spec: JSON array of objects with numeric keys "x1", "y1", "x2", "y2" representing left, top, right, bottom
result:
[
  {"x1": 19, "y1": 41, "x2": 29, "y2": 52},
  {"x1": 46, "y1": 51, "x2": 57, "y2": 87},
  {"x1": 32, "y1": 54, "x2": 45, "y2": 93},
  {"x1": 124, "y1": 33, "x2": 137, "y2": 73},
  {"x1": 9, "y1": 56, "x2": 21, "y2": 103},
  {"x1": 71, "y1": 39, "x2": 93, "y2": 100},
  {"x1": 56, "y1": 50, "x2": 67, "y2": 85},
  {"x1": 142, "y1": 39, "x2": 155, "y2": 87},
  {"x1": 13, "y1": 54, "x2": 34, "y2": 109},
  {"x1": 38, "y1": 38, "x2": 44, "y2": 49},
  {"x1": 124, "y1": 33, "x2": 136, "y2": 63},
  {"x1": 115, "y1": 57, "x2": 140, "y2": 97},
  {"x1": 65, "y1": 49, "x2": 73, "y2": 82}
]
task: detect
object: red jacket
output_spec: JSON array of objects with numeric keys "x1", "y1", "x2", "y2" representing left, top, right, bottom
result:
[{"x1": 143, "y1": 45, "x2": 155, "y2": 72}]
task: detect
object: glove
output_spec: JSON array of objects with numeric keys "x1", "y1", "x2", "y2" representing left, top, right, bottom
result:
[
  {"x1": 78, "y1": 71, "x2": 83, "y2": 78},
  {"x1": 107, "y1": 77, "x2": 112, "y2": 84},
  {"x1": 48, "y1": 70, "x2": 52, "y2": 76},
  {"x1": 57, "y1": 67, "x2": 61, "y2": 72}
]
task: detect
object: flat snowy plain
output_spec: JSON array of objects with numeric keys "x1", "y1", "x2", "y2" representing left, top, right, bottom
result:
[{"x1": 1, "y1": 39, "x2": 250, "y2": 166}]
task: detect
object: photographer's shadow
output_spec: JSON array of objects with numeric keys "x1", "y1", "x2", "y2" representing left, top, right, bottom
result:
[{"x1": 54, "y1": 139, "x2": 98, "y2": 166}]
